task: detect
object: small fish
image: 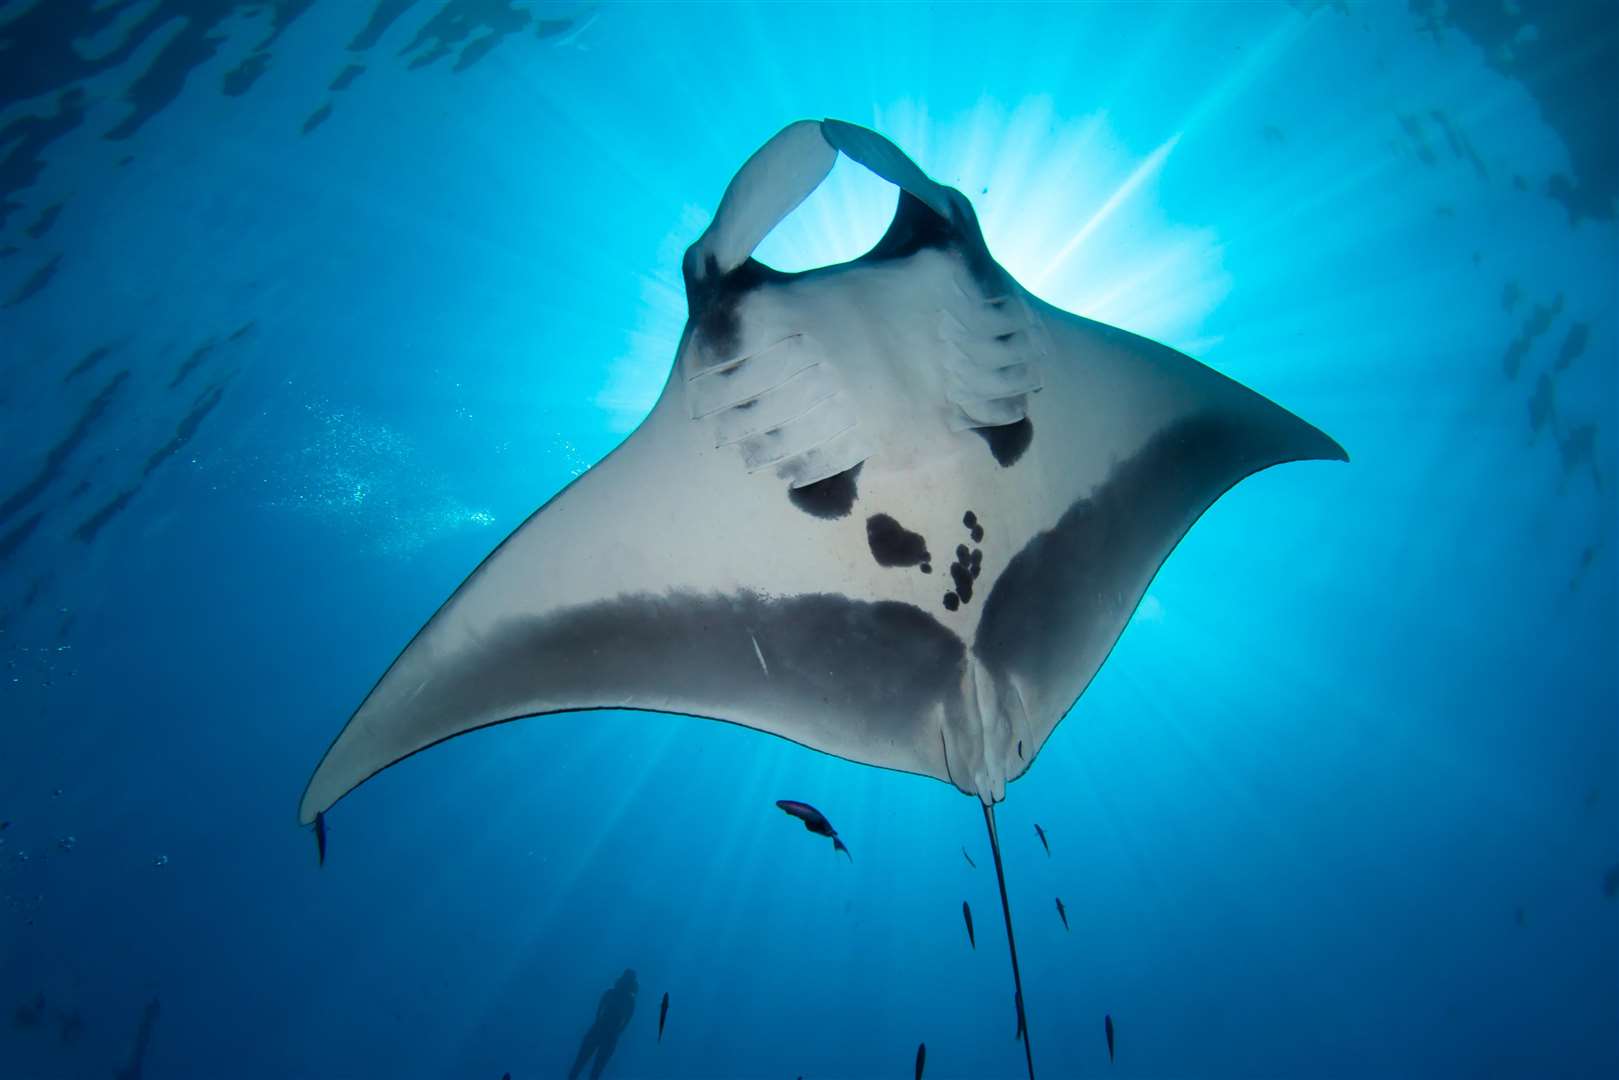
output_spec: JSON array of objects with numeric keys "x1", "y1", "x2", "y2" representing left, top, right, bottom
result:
[
  {"x1": 962, "y1": 901, "x2": 975, "y2": 949},
  {"x1": 1033, "y1": 823, "x2": 1049, "y2": 856},
  {"x1": 314, "y1": 810, "x2": 327, "y2": 867},
  {"x1": 961, "y1": 846, "x2": 976, "y2": 869},
  {"x1": 1055, "y1": 896, "x2": 1068, "y2": 930},
  {"x1": 658, "y1": 991, "x2": 669, "y2": 1041},
  {"x1": 1105, "y1": 1013, "x2": 1115, "y2": 1063},
  {"x1": 915, "y1": 1041, "x2": 926, "y2": 1080},
  {"x1": 1556, "y1": 321, "x2": 1589, "y2": 372},
  {"x1": 775, "y1": 800, "x2": 850, "y2": 860}
]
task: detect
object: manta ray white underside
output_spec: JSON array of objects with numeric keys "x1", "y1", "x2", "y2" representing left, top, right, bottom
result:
[
  {"x1": 299, "y1": 117, "x2": 1345, "y2": 1080},
  {"x1": 300, "y1": 118, "x2": 1344, "y2": 826}
]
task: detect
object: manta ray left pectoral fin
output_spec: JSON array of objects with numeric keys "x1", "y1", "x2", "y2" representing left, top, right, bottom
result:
[{"x1": 297, "y1": 423, "x2": 965, "y2": 825}]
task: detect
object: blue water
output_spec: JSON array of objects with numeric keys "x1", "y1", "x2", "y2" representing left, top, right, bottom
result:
[{"x1": 1, "y1": 2, "x2": 1614, "y2": 1078}]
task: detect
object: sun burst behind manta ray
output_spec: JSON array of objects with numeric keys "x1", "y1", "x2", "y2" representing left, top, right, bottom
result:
[{"x1": 299, "y1": 118, "x2": 1346, "y2": 1080}]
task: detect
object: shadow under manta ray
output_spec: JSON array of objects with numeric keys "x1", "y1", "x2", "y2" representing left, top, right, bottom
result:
[{"x1": 299, "y1": 118, "x2": 1346, "y2": 1080}]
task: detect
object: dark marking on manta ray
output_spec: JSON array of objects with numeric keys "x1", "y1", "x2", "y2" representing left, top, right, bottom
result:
[
  {"x1": 74, "y1": 487, "x2": 137, "y2": 544},
  {"x1": 168, "y1": 342, "x2": 213, "y2": 390},
  {"x1": 63, "y1": 345, "x2": 111, "y2": 383},
  {"x1": 847, "y1": 180, "x2": 1005, "y2": 295},
  {"x1": 25, "y1": 201, "x2": 63, "y2": 240},
  {"x1": 974, "y1": 418, "x2": 1033, "y2": 468},
  {"x1": 970, "y1": 522, "x2": 984, "y2": 543},
  {"x1": 330, "y1": 64, "x2": 365, "y2": 92},
  {"x1": 683, "y1": 251, "x2": 790, "y2": 359},
  {"x1": 964, "y1": 510, "x2": 978, "y2": 528},
  {"x1": 686, "y1": 172, "x2": 1011, "y2": 366},
  {"x1": 5, "y1": 253, "x2": 62, "y2": 307},
  {"x1": 301, "y1": 103, "x2": 333, "y2": 135},
  {"x1": 920, "y1": 562, "x2": 931, "y2": 574},
  {"x1": 949, "y1": 563, "x2": 974, "y2": 604},
  {"x1": 0, "y1": 512, "x2": 44, "y2": 563},
  {"x1": 467, "y1": 588, "x2": 969, "y2": 742},
  {"x1": 866, "y1": 513, "x2": 931, "y2": 568},
  {"x1": 143, "y1": 382, "x2": 228, "y2": 477},
  {"x1": 944, "y1": 541, "x2": 977, "y2": 611},
  {"x1": 974, "y1": 410, "x2": 1347, "y2": 702},
  {"x1": 0, "y1": 369, "x2": 128, "y2": 528},
  {"x1": 787, "y1": 462, "x2": 861, "y2": 520}
]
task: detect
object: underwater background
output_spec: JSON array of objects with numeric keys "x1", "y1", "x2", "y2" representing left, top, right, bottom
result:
[{"x1": 1, "y1": 1, "x2": 1614, "y2": 1077}]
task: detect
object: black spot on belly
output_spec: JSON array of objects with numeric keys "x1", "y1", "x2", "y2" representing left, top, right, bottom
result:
[
  {"x1": 974, "y1": 418, "x2": 1034, "y2": 467},
  {"x1": 683, "y1": 252, "x2": 790, "y2": 359},
  {"x1": 950, "y1": 562, "x2": 974, "y2": 604},
  {"x1": 921, "y1": 563, "x2": 932, "y2": 574},
  {"x1": 788, "y1": 463, "x2": 862, "y2": 519},
  {"x1": 943, "y1": 593, "x2": 960, "y2": 611},
  {"x1": 970, "y1": 523, "x2": 984, "y2": 543},
  {"x1": 956, "y1": 544, "x2": 970, "y2": 562},
  {"x1": 866, "y1": 514, "x2": 931, "y2": 568},
  {"x1": 963, "y1": 510, "x2": 978, "y2": 528}
]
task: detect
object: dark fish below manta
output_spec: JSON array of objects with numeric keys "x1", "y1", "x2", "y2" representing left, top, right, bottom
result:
[{"x1": 297, "y1": 118, "x2": 1346, "y2": 1080}]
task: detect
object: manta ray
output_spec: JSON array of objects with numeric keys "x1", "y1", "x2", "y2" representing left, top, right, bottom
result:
[{"x1": 300, "y1": 118, "x2": 1345, "y2": 1078}]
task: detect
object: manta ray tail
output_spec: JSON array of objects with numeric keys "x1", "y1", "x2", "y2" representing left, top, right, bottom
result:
[{"x1": 984, "y1": 803, "x2": 1036, "y2": 1080}]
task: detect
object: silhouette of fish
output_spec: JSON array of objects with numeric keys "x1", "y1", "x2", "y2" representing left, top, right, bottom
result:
[
  {"x1": 915, "y1": 1041, "x2": 926, "y2": 1080},
  {"x1": 1055, "y1": 897, "x2": 1068, "y2": 930},
  {"x1": 1105, "y1": 1013, "x2": 1115, "y2": 1063},
  {"x1": 658, "y1": 991, "x2": 669, "y2": 1041},
  {"x1": 775, "y1": 800, "x2": 850, "y2": 860},
  {"x1": 963, "y1": 901, "x2": 975, "y2": 948},
  {"x1": 1033, "y1": 823, "x2": 1049, "y2": 856},
  {"x1": 961, "y1": 846, "x2": 976, "y2": 869},
  {"x1": 1556, "y1": 321, "x2": 1589, "y2": 372}
]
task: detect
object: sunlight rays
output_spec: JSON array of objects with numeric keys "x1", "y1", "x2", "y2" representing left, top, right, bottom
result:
[{"x1": 595, "y1": 98, "x2": 1235, "y2": 430}]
